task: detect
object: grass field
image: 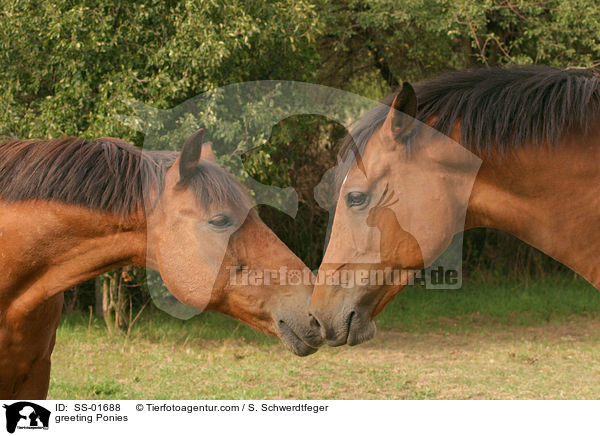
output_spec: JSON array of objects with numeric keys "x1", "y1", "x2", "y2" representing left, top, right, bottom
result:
[{"x1": 49, "y1": 275, "x2": 600, "y2": 399}]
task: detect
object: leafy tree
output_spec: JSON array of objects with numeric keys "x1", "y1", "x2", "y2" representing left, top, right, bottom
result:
[
  {"x1": 318, "y1": 0, "x2": 600, "y2": 93},
  {"x1": 0, "y1": 0, "x2": 322, "y2": 139}
]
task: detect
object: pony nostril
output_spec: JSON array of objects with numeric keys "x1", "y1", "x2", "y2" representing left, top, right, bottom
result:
[
  {"x1": 346, "y1": 311, "x2": 356, "y2": 333},
  {"x1": 308, "y1": 312, "x2": 321, "y2": 328},
  {"x1": 309, "y1": 312, "x2": 328, "y2": 340}
]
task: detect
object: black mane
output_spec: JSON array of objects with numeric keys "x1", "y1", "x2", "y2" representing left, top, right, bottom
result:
[
  {"x1": 342, "y1": 65, "x2": 600, "y2": 161},
  {"x1": 416, "y1": 65, "x2": 600, "y2": 152}
]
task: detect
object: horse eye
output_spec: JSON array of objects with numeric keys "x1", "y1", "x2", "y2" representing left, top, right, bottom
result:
[
  {"x1": 208, "y1": 214, "x2": 232, "y2": 228},
  {"x1": 346, "y1": 191, "x2": 368, "y2": 208}
]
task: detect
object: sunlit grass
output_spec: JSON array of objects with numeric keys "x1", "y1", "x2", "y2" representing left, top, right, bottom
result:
[
  {"x1": 377, "y1": 274, "x2": 600, "y2": 331},
  {"x1": 49, "y1": 274, "x2": 600, "y2": 399}
]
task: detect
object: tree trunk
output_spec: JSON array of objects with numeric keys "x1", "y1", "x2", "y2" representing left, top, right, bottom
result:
[
  {"x1": 101, "y1": 273, "x2": 115, "y2": 333},
  {"x1": 94, "y1": 278, "x2": 103, "y2": 317},
  {"x1": 99, "y1": 269, "x2": 131, "y2": 333}
]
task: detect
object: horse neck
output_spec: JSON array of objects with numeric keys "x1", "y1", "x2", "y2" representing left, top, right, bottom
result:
[
  {"x1": 0, "y1": 201, "x2": 150, "y2": 314},
  {"x1": 465, "y1": 129, "x2": 600, "y2": 287}
]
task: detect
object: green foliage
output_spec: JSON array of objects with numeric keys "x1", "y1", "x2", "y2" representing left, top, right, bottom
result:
[
  {"x1": 0, "y1": 0, "x2": 321, "y2": 139},
  {"x1": 318, "y1": 0, "x2": 600, "y2": 89}
]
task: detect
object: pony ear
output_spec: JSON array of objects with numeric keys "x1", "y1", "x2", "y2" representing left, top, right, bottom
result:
[
  {"x1": 387, "y1": 82, "x2": 418, "y2": 140},
  {"x1": 200, "y1": 141, "x2": 216, "y2": 163},
  {"x1": 179, "y1": 129, "x2": 205, "y2": 180}
]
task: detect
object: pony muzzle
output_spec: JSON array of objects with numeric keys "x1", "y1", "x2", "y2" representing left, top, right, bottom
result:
[
  {"x1": 275, "y1": 315, "x2": 323, "y2": 356},
  {"x1": 309, "y1": 304, "x2": 377, "y2": 347}
]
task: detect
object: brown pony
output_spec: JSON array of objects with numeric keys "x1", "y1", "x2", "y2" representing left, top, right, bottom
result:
[
  {"x1": 0, "y1": 129, "x2": 322, "y2": 399},
  {"x1": 310, "y1": 65, "x2": 600, "y2": 346}
]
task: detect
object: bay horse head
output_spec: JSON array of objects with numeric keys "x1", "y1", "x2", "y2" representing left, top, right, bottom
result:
[
  {"x1": 309, "y1": 83, "x2": 481, "y2": 346},
  {"x1": 145, "y1": 129, "x2": 322, "y2": 355}
]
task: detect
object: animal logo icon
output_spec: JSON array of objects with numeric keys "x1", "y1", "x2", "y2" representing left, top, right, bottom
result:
[{"x1": 3, "y1": 402, "x2": 50, "y2": 433}]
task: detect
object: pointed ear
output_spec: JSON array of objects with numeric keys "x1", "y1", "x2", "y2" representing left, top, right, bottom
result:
[
  {"x1": 387, "y1": 82, "x2": 418, "y2": 140},
  {"x1": 200, "y1": 141, "x2": 216, "y2": 163},
  {"x1": 179, "y1": 129, "x2": 204, "y2": 180}
]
